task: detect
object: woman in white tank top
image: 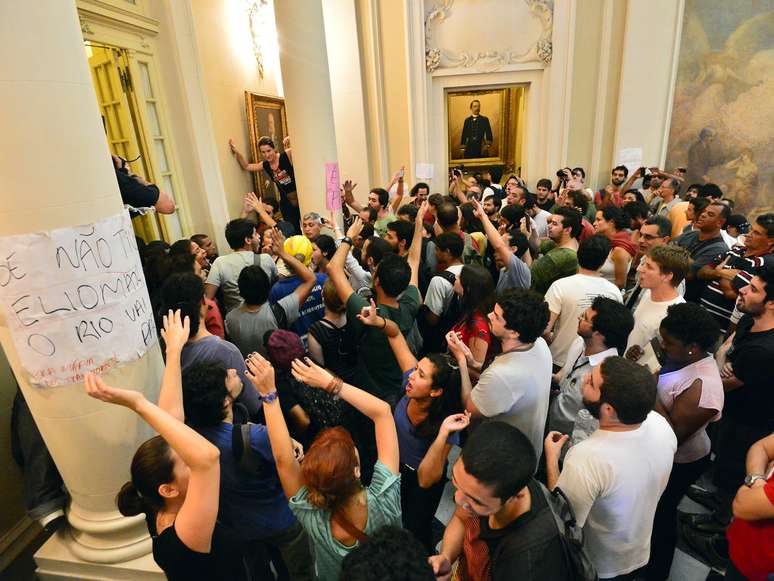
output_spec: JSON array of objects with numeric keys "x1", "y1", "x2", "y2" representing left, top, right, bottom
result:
[
  {"x1": 645, "y1": 303, "x2": 724, "y2": 579},
  {"x1": 593, "y1": 206, "x2": 637, "y2": 289}
]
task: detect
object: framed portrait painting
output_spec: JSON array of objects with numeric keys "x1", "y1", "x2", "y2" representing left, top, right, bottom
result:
[
  {"x1": 245, "y1": 92, "x2": 288, "y2": 198},
  {"x1": 447, "y1": 88, "x2": 509, "y2": 167}
]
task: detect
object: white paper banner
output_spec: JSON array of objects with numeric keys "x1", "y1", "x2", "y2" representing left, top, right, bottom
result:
[
  {"x1": 415, "y1": 163, "x2": 434, "y2": 180},
  {"x1": 617, "y1": 147, "x2": 644, "y2": 175},
  {"x1": 0, "y1": 211, "x2": 157, "y2": 386}
]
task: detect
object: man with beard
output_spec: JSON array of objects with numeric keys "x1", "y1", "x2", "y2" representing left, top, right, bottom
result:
[
  {"x1": 548, "y1": 296, "x2": 633, "y2": 436},
  {"x1": 530, "y1": 208, "x2": 581, "y2": 295},
  {"x1": 544, "y1": 357, "x2": 676, "y2": 580},
  {"x1": 482, "y1": 193, "x2": 501, "y2": 222},
  {"x1": 428, "y1": 422, "x2": 572, "y2": 581},
  {"x1": 698, "y1": 213, "x2": 774, "y2": 333},
  {"x1": 595, "y1": 166, "x2": 627, "y2": 210},
  {"x1": 535, "y1": 178, "x2": 555, "y2": 211},
  {"x1": 684, "y1": 267, "x2": 774, "y2": 538}
]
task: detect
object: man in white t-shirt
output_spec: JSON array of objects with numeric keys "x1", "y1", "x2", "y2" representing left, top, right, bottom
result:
[
  {"x1": 548, "y1": 296, "x2": 633, "y2": 436},
  {"x1": 625, "y1": 244, "x2": 689, "y2": 371},
  {"x1": 544, "y1": 357, "x2": 677, "y2": 579},
  {"x1": 205, "y1": 218, "x2": 277, "y2": 313},
  {"x1": 545, "y1": 234, "x2": 623, "y2": 368},
  {"x1": 448, "y1": 288, "x2": 552, "y2": 463},
  {"x1": 423, "y1": 231, "x2": 464, "y2": 325}
]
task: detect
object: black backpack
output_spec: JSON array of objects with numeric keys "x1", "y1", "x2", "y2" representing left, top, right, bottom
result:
[
  {"x1": 491, "y1": 483, "x2": 598, "y2": 581},
  {"x1": 417, "y1": 270, "x2": 461, "y2": 354}
]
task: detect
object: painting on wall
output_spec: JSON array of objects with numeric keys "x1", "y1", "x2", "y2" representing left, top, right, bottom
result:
[
  {"x1": 447, "y1": 87, "x2": 523, "y2": 173},
  {"x1": 665, "y1": 0, "x2": 774, "y2": 218},
  {"x1": 245, "y1": 92, "x2": 288, "y2": 199}
]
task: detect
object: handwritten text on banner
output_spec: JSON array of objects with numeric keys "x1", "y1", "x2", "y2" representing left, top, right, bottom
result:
[{"x1": 0, "y1": 211, "x2": 157, "y2": 386}]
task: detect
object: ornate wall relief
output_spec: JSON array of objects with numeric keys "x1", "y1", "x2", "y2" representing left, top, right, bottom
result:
[{"x1": 425, "y1": 0, "x2": 553, "y2": 72}]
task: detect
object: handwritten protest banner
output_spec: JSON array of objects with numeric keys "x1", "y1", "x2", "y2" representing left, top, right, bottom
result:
[
  {"x1": 0, "y1": 211, "x2": 157, "y2": 386},
  {"x1": 325, "y1": 162, "x2": 342, "y2": 211}
]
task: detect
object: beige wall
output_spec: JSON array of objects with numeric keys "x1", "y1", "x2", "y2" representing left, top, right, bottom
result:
[{"x1": 189, "y1": 0, "x2": 283, "y2": 221}]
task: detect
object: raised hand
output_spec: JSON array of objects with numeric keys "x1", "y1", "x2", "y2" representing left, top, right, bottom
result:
[
  {"x1": 244, "y1": 191, "x2": 262, "y2": 212},
  {"x1": 245, "y1": 352, "x2": 276, "y2": 395},
  {"x1": 283, "y1": 136, "x2": 291, "y2": 149},
  {"x1": 471, "y1": 197, "x2": 486, "y2": 220},
  {"x1": 270, "y1": 227, "x2": 286, "y2": 257},
  {"x1": 440, "y1": 411, "x2": 471, "y2": 434},
  {"x1": 228, "y1": 138, "x2": 237, "y2": 153},
  {"x1": 356, "y1": 299, "x2": 381, "y2": 327},
  {"x1": 290, "y1": 357, "x2": 334, "y2": 390},
  {"x1": 84, "y1": 373, "x2": 144, "y2": 409},
  {"x1": 346, "y1": 216, "x2": 364, "y2": 240},
  {"x1": 343, "y1": 179, "x2": 357, "y2": 194},
  {"x1": 416, "y1": 200, "x2": 429, "y2": 224},
  {"x1": 161, "y1": 309, "x2": 190, "y2": 353}
]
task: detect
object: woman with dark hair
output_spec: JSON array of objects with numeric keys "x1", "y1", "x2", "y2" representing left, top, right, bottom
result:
[
  {"x1": 311, "y1": 234, "x2": 337, "y2": 274},
  {"x1": 645, "y1": 302, "x2": 724, "y2": 580},
  {"x1": 594, "y1": 205, "x2": 637, "y2": 289},
  {"x1": 244, "y1": 350, "x2": 401, "y2": 581},
  {"x1": 228, "y1": 135, "x2": 299, "y2": 234},
  {"x1": 451, "y1": 264, "x2": 496, "y2": 365},
  {"x1": 85, "y1": 311, "x2": 247, "y2": 581},
  {"x1": 357, "y1": 299, "x2": 468, "y2": 551}
]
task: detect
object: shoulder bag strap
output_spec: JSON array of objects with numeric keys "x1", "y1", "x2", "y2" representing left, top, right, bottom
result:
[{"x1": 331, "y1": 511, "x2": 369, "y2": 543}]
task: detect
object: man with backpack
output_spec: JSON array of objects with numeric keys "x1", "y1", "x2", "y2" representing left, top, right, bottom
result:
[
  {"x1": 428, "y1": 421, "x2": 574, "y2": 581},
  {"x1": 420, "y1": 231, "x2": 464, "y2": 353},
  {"x1": 544, "y1": 357, "x2": 677, "y2": 580}
]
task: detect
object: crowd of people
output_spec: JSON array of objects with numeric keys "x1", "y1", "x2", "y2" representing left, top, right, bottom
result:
[{"x1": 90, "y1": 152, "x2": 774, "y2": 581}]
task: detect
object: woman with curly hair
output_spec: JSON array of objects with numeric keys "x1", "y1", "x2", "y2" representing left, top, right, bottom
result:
[
  {"x1": 645, "y1": 302, "x2": 723, "y2": 579},
  {"x1": 244, "y1": 348, "x2": 401, "y2": 580},
  {"x1": 594, "y1": 205, "x2": 637, "y2": 289},
  {"x1": 358, "y1": 299, "x2": 468, "y2": 552}
]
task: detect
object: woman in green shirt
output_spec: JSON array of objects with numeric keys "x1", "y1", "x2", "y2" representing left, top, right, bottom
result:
[{"x1": 244, "y1": 353, "x2": 401, "y2": 581}]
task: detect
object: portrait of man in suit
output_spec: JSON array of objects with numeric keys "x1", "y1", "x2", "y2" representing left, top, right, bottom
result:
[{"x1": 460, "y1": 99, "x2": 493, "y2": 158}]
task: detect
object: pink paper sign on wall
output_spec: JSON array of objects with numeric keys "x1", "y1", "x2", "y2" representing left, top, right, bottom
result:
[{"x1": 325, "y1": 162, "x2": 342, "y2": 211}]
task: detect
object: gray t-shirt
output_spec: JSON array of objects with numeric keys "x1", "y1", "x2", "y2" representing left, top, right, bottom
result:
[
  {"x1": 180, "y1": 335, "x2": 259, "y2": 417},
  {"x1": 471, "y1": 338, "x2": 553, "y2": 462},
  {"x1": 495, "y1": 254, "x2": 531, "y2": 295},
  {"x1": 225, "y1": 294, "x2": 300, "y2": 358},
  {"x1": 206, "y1": 251, "x2": 278, "y2": 313},
  {"x1": 425, "y1": 264, "x2": 463, "y2": 316}
]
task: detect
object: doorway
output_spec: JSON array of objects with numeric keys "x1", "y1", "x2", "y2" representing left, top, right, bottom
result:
[{"x1": 85, "y1": 41, "x2": 182, "y2": 243}]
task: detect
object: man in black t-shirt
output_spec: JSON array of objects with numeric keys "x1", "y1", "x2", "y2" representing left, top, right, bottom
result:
[
  {"x1": 112, "y1": 155, "x2": 175, "y2": 214},
  {"x1": 686, "y1": 267, "x2": 774, "y2": 535},
  {"x1": 429, "y1": 422, "x2": 571, "y2": 581}
]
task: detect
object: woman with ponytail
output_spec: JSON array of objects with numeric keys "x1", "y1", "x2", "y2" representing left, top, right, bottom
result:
[
  {"x1": 88, "y1": 310, "x2": 246, "y2": 581},
  {"x1": 358, "y1": 299, "x2": 469, "y2": 552},
  {"x1": 243, "y1": 348, "x2": 400, "y2": 581}
]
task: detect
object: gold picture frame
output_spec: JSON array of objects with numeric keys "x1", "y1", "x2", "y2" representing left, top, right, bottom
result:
[
  {"x1": 447, "y1": 87, "x2": 523, "y2": 173},
  {"x1": 245, "y1": 91, "x2": 288, "y2": 199}
]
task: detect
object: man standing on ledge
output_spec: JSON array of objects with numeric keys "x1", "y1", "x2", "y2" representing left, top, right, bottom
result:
[{"x1": 460, "y1": 100, "x2": 493, "y2": 158}]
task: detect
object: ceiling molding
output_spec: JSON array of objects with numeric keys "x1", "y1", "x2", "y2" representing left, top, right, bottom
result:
[{"x1": 425, "y1": 0, "x2": 553, "y2": 73}]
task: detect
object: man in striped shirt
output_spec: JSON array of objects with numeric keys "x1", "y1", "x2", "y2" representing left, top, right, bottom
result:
[{"x1": 697, "y1": 213, "x2": 774, "y2": 332}]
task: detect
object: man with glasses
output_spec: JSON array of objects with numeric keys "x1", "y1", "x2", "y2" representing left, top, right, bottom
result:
[
  {"x1": 625, "y1": 216, "x2": 684, "y2": 309},
  {"x1": 698, "y1": 213, "x2": 774, "y2": 333}
]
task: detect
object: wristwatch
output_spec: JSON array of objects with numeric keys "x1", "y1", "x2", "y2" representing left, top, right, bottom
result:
[
  {"x1": 341, "y1": 236, "x2": 353, "y2": 246},
  {"x1": 258, "y1": 391, "x2": 279, "y2": 404},
  {"x1": 744, "y1": 473, "x2": 767, "y2": 487}
]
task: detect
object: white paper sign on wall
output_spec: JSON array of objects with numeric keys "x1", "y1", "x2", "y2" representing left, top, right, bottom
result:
[{"x1": 0, "y1": 211, "x2": 157, "y2": 387}]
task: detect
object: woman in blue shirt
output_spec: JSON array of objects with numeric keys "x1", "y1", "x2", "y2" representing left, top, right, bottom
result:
[{"x1": 359, "y1": 299, "x2": 470, "y2": 552}]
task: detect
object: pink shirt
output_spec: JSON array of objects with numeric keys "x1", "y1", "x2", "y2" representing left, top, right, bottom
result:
[{"x1": 657, "y1": 356, "x2": 723, "y2": 463}]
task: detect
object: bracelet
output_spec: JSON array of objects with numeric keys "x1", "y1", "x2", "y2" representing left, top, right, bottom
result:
[
  {"x1": 325, "y1": 375, "x2": 344, "y2": 399},
  {"x1": 341, "y1": 236, "x2": 353, "y2": 246},
  {"x1": 380, "y1": 317, "x2": 387, "y2": 330}
]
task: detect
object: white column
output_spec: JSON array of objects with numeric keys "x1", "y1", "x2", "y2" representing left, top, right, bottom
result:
[
  {"x1": 273, "y1": 0, "x2": 338, "y2": 217},
  {"x1": 0, "y1": 1, "x2": 163, "y2": 578}
]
